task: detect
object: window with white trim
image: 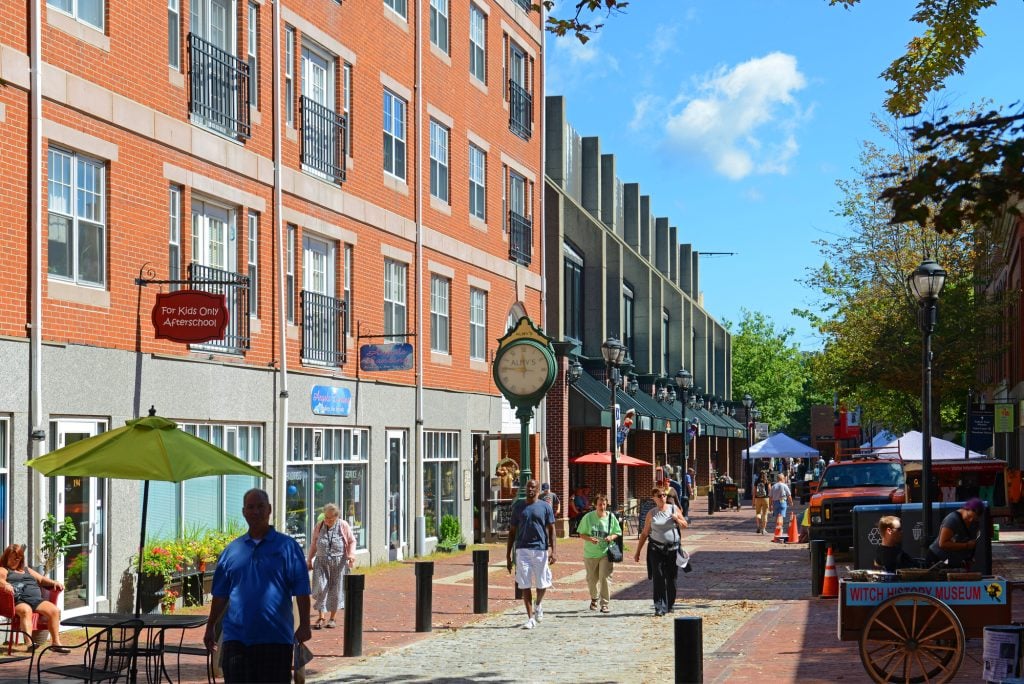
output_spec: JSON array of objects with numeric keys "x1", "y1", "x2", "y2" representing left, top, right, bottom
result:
[
  {"x1": 429, "y1": 120, "x2": 449, "y2": 203},
  {"x1": 168, "y1": 0, "x2": 180, "y2": 69},
  {"x1": 48, "y1": 0, "x2": 103, "y2": 30},
  {"x1": 247, "y1": 211, "x2": 258, "y2": 316},
  {"x1": 383, "y1": 90, "x2": 407, "y2": 180},
  {"x1": 423, "y1": 431, "x2": 459, "y2": 537},
  {"x1": 384, "y1": 259, "x2": 407, "y2": 342},
  {"x1": 285, "y1": 26, "x2": 296, "y2": 127},
  {"x1": 287, "y1": 224, "x2": 296, "y2": 323},
  {"x1": 344, "y1": 245, "x2": 353, "y2": 333},
  {"x1": 247, "y1": 3, "x2": 259, "y2": 107},
  {"x1": 469, "y1": 5, "x2": 486, "y2": 83},
  {"x1": 286, "y1": 426, "x2": 369, "y2": 550},
  {"x1": 168, "y1": 186, "x2": 181, "y2": 290},
  {"x1": 146, "y1": 423, "x2": 263, "y2": 539},
  {"x1": 0, "y1": 418, "x2": 8, "y2": 548},
  {"x1": 429, "y1": 0, "x2": 448, "y2": 53},
  {"x1": 430, "y1": 275, "x2": 450, "y2": 354},
  {"x1": 343, "y1": 62, "x2": 353, "y2": 157},
  {"x1": 384, "y1": 0, "x2": 406, "y2": 19},
  {"x1": 470, "y1": 288, "x2": 486, "y2": 360},
  {"x1": 469, "y1": 144, "x2": 486, "y2": 220},
  {"x1": 47, "y1": 148, "x2": 106, "y2": 287}
]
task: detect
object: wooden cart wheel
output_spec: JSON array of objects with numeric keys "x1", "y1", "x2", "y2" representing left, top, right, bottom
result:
[{"x1": 858, "y1": 592, "x2": 965, "y2": 684}]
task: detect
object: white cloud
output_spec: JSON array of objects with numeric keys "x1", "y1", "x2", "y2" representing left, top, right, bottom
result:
[
  {"x1": 664, "y1": 52, "x2": 807, "y2": 180},
  {"x1": 650, "y1": 24, "x2": 679, "y2": 63},
  {"x1": 629, "y1": 94, "x2": 659, "y2": 131}
]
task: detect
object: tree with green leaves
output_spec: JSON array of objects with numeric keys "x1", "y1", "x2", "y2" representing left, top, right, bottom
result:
[
  {"x1": 796, "y1": 110, "x2": 1007, "y2": 436},
  {"x1": 727, "y1": 310, "x2": 807, "y2": 434}
]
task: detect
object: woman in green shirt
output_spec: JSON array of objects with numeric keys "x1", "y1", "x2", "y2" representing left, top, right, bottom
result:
[{"x1": 577, "y1": 494, "x2": 621, "y2": 613}]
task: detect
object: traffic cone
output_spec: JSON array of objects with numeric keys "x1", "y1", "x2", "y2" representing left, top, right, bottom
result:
[
  {"x1": 787, "y1": 512, "x2": 800, "y2": 543},
  {"x1": 821, "y1": 547, "x2": 839, "y2": 598},
  {"x1": 771, "y1": 515, "x2": 785, "y2": 542}
]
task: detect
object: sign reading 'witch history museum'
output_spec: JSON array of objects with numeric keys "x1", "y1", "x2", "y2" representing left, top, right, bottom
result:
[{"x1": 152, "y1": 290, "x2": 229, "y2": 343}]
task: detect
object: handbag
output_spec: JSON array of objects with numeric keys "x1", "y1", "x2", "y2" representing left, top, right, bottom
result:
[
  {"x1": 676, "y1": 547, "x2": 693, "y2": 573},
  {"x1": 606, "y1": 541, "x2": 623, "y2": 563}
]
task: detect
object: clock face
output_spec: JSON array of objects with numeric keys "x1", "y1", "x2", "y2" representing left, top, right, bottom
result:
[{"x1": 496, "y1": 342, "x2": 552, "y2": 398}]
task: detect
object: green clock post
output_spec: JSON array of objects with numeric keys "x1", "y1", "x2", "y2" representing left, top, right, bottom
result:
[{"x1": 492, "y1": 317, "x2": 557, "y2": 501}]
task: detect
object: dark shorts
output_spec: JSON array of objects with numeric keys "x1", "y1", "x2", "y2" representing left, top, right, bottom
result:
[{"x1": 221, "y1": 641, "x2": 292, "y2": 683}]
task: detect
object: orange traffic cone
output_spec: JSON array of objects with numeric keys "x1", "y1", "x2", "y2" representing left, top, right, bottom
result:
[
  {"x1": 772, "y1": 515, "x2": 785, "y2": 542},
  {"x1": 787, "y1": 513, "x2": 800, "y2": 543},
  {"x1": 821, "y1": 547, "x2": 839, "y2": 598}
]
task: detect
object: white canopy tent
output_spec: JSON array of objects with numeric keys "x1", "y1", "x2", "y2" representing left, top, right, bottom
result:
[
  {"x1": 874, "y1": 430, "x2": 989, "y2": 460},
  {"x1": 742, "y1": 432, "x2": 820, "y2": 460}
]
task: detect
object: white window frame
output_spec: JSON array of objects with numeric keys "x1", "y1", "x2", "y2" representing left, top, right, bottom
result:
[
  {"x1": 48, "y1": 0, "x2": 103, "y2": 31},
  {"x1": 168, "y1": 0, "x2": 180, "y2": 69},
  {"x1": 247, "y1": 211, "x2": 258, "y2": 316},
  {"x1": 429, "y1": 120, "x2": 449, "y2": 203},
  {"x1": 469, "y1": 288, "x2": 486, "y2": 361},
  {"x1": 469, "y1": 144, "x2": 486, "y2": 220},
  {"x1": 0, "y1": 417, "x2": 9, "y2": 550},
  {"x1": 383, "y1": 90, "x2": 407, "y2": 181},
  {"x1": 429, "y1": 0, "x2": 448, "y2": 53},
  {"x1": 430, "y1": 275, "x2": 450, "y2": 354},
  {"x1": 287, "y1": 225, "x2": 296, "y2": 323},
  {"x1": 384, "y1": 0, "x2": 406, "y2": 19},
  {"x1": 384, "y1": 258, "x2": 407, "y2": 342},
  {"x1": 343, "y1": 62, "x2": 353, "y2": 157},
  {"x1": 190, "y1": 199, "x2": 236, "y2": 272},
  {"x1": 469, "y1": 5, "x2": 486, "y2": 83},
  {"x1": 247, "y1": 3, "x2": 259, "y2": 107},
  {"x1": 169, "y1": 186, "x2": 181, "y2": 290},
  {"x1": 344, "y1": 245, "x2": 353, "y2": 334},
  {"x1": 285, "y1": 26, "x2": 296, "y2": 127},
  {"x1": 47, "y1": 147, "x2": 106, "y2": 288},
  {"x1": 302, "y1": 234, "x2": 335, "y2": 298},
  {"x1": 422, "y1": 431, "x2": 459, "y2": 539}
]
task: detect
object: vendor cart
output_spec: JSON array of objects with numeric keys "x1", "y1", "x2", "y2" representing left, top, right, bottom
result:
[{"x1": 838, "y1": 573, "x2": 1014, "y2": 683}]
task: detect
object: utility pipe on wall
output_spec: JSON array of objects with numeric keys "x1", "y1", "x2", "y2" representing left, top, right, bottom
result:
[
  {"x1": 272, "y1": 0, "x2": 289, "y2": 523},
  {"x1": 29, "y1": 0, "x2": 46, "y2": 552}
]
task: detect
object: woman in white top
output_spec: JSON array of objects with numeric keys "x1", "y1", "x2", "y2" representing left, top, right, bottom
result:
[
  {"x1": 633, "y1": 487, "x2": 688, "y2": 616},
  {"x1": 306, "y1": 503, "x2": 356, "y2": 629}
]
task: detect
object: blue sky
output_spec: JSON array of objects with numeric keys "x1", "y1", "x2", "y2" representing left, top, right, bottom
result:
[{"x1": 545, "y1": 0, "x2": 1024, "y2": 350}]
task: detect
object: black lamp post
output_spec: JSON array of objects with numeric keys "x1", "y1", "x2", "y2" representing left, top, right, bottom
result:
[
  {"x1": 675, "y1": 369, "x2": 693, "y2": 472},
  {"x1": 742, "y1": 394, "x2": 754, "y2": 498},
  {"x1": 908, "y1": 257, "x2": 947, "y2": 556},
  {"x1": 602, "y1": 336, "x2": 627, "y2": 513}
]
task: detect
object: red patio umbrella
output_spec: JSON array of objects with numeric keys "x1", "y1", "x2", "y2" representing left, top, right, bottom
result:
[{"x1": 571, "y1": 451, "x2": 651, "y2": 467}]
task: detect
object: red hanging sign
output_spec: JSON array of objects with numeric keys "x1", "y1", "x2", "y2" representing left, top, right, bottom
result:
[{"x1": 151, "y1": 290, "x2": 229, "y2": 343}]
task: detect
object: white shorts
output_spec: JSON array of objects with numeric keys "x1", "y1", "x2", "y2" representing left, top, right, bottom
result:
[{"x1": 515, "y1": 548, "x2": 553, "y2": 590}]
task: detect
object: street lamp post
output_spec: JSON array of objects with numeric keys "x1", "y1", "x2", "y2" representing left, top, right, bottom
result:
[
  {"x1": 742, "y1": 394, "x2": 753, "y2": 498},
  {"x1": 675, "y1": 370, "x2": 693, "y2": 473},
  {"x1": 602, "y1": 336, "x2": 627, "y2": 514},
  {"x1": 908, "y1": 258, "x2": 947, "y2": 557}
]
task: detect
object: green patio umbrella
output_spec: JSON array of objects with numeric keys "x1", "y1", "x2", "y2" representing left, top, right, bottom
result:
[{"x1": 26, "y1": 407, "x2": 269, "y2": 615}]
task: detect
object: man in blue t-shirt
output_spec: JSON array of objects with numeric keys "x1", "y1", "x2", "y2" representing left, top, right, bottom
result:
[
  {"x1": 506, "y1": 479, "x2": 556, "y2": 630},
  {"x1": 204, "y1": 489, "x2": 311, "y2": 683}
]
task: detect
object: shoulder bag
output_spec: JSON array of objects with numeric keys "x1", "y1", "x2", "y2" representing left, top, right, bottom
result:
[{"x1": 602, "y1": 515, "x2": 623, "y2": 563}]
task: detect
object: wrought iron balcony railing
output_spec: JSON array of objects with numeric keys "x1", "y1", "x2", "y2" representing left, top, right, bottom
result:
[
  {"x1": 508, "y1": 210, "x2": 532, "y2": 267},
  {"x1": 187, "y1": 262, "x2": 251, "y2": 353},
  {"x1": 508, "y1": 80, "x2": 532, "y2": 140},
  {"x1": 188, "y1": 33, "x2": 251, "y2": 140},
  {"x1": 301, "y1": 96, "x2": 347, "y2": 184},
  {"x1": 301, "y1": 290, "x2": 347, "y2": 366}
]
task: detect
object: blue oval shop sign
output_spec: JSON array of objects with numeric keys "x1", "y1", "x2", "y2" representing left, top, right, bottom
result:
[{"x1": 311, "y1": 385, "x2": 352, "y2": 416}]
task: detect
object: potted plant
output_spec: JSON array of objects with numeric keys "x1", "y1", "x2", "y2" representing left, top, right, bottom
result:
[
  {"x1": 39, "y1": 514, "x2": 77, "y2": 577},
  {"x1": 438, "y1": 514, "x2": 461, "y2": 552}
]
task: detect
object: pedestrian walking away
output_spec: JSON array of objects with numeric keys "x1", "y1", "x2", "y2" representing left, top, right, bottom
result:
[
  {"x1": 204, "y1": 488, "x2": 312, "y2": 683},
  {"x1": 633, "y1": 487, "x2": 688, "y2": 616},
  {"x1": 753, "y1": 469, "x2": 771, "y2": 534},
  {"x1": 769, "y1": 473, "x2": 793, "y2": 526},
  {"x1": 576, "y1": 493, "x2": 621, "y2": 613},
  {"x1": 539, "y1": 482, "x2": 561, "y2": 517},
  {"x1": 683, "y1": 468, "x2": 696, "y2": 522},
  {"x1": 307, "y1": 502, "x2": 356, "y2": 630},
  {"x1": 506, "y1": 479, "x2": 556, "y2": 629}
]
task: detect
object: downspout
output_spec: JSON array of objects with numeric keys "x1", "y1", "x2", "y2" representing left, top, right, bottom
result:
[
  {"x1": 29, "y1": 0, "x2": 46, "y2": 552},
  {"x1": 272, "y1": 0, "x2": 289, "y2": 523},
  {"x1": 413, "y1": 0, "x2": 426, "y2": 557},
  {"x1": 537, "y1": 7, "x2": 548, "y2": 486}
]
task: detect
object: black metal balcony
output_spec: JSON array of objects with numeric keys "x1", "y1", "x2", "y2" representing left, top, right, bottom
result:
[
  {"x1": 187, "y1": 262, "x2": 250, "y2": 353},
  {"x1": 188, "y1": 33, "x2": 251, "y2": 140},
  {"x1": 301, "y1": 96, "x2": 347, "y2": 184},
  {"x1": 508, "y1": 80, "x2": 532, "y2": 140},
  {"x1": 301, "y1": 290, "x2": 347, "y2": 366},
  {"x1": 508, "y1": 210, "x2": 532, "y2": 266}
]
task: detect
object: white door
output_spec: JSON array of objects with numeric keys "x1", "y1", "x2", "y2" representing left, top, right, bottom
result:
[
  {"x1": 302, "y1": 236, "x2": 333, "y2": 297},
  {"x1": 191, "y1": 201, "x2": 236, "y2": 272},
  {"x1": 49, "y1": 420, "x2": 107, "y2": 619},
  {"x1": 191, "y1": 0, "x2": 233, "y2": 50},
  {"x1": 386, "y1": 431, "x2": 406, "y2": 561}
]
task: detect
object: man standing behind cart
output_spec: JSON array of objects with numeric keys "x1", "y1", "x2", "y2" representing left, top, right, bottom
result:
[{"x1": 873, "y1": 515, "x2": 917, "y2": 572}]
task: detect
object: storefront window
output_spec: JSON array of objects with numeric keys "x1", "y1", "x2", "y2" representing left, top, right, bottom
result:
[
  {"x1": 0, "y1": 418, "x2": 7, "y2": 548},
  {"x1": 423, "y1": 431, "x2": 459, "y2": 537},
  {"x1": 287, "y1": 426, "x2": 368, "y2": 550}
]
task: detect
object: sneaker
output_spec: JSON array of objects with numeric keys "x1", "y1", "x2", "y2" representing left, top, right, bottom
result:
[
  {"x1": 533, "y1": 604, "x2": 544, "y2": 622},
  {"x1": 521, "y1": 617, "x2": 536, "y2": 630},
  {"x1": 326, "y1": 619, "x2": 337, "y2": 628}
]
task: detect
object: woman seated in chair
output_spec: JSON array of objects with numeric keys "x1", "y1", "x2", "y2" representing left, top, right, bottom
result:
[{"x1": 0, "y1": 544, "x2": 69, "y2": 653}]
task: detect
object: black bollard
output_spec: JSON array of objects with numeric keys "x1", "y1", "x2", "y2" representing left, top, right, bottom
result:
[
  {"x1": 415, "y1": 561, "x2": 434, "y2": 632},
  {"x1": 707, "y1": 489, "x2": 715, "y2": 516},
  {"x1": 472, "y1": 549, "x2": 489, "y2": 614},
  {"x1": 810, "y1": 539, "x2": 827, "y2": 597},
  {"x1": 343, "y1": 573, "x2": 364, "y2": 656},
  {"x1": 674, "y1": 616, "x2": 703, "y2": 683}
]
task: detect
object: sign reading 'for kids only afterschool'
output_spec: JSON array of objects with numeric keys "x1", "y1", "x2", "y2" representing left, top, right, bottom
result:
[{"x1": 151, "y1": 290, "x2": 228, "y2": 344}]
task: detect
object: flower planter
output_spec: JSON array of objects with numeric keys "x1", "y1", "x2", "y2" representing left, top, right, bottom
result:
[{"x1": 138, "y1": 573, "x2": 165, "y2": 613}]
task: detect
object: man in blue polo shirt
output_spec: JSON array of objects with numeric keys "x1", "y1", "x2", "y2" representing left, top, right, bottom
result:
[{"x1": 204, "y1": 488, "x2": 311, "y2": 683}]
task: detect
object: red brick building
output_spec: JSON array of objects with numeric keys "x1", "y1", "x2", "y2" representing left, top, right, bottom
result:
[{"x1": 0, "y1": 0, "x2": 543, "y2": 613}]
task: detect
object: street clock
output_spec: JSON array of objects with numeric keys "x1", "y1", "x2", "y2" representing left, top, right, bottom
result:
[{"x1": 492, "y1": 317, "x2": 557, "y2": 406}]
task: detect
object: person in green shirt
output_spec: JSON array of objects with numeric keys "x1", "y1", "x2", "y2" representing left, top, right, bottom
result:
[{"x1": 577, "y1": 493, "x2": 621, "y2": 613}]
